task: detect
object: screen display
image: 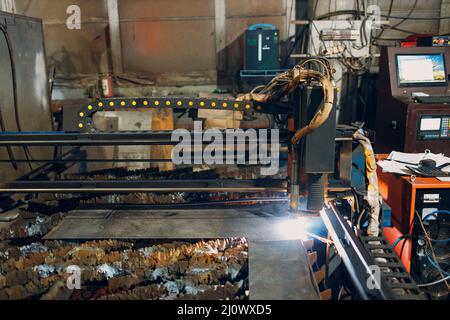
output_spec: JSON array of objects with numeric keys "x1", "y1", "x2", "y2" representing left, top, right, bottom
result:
[
  {"x1": 396, "y1": 54, "x2": 447, "y2": 87},
  {"x1": 420, "y1": 118, "x2": 441, "y2": 131}
]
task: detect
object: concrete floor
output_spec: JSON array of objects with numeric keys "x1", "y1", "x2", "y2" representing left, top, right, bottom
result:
[{"x1": 46, "y1": 206, "x2": 320, "y2": 300}]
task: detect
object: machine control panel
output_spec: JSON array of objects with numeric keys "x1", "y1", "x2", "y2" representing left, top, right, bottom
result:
[{"x1": 417, "y1": 115, "x2": 450, "y2": 140}]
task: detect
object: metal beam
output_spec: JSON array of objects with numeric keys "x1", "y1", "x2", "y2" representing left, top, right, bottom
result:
[
  {"x1": 320, "y1": 203, "x2": 396, "y2": 300},
  {"x1": 285, "y1": 0, "x2": 296, "y2": 40},
  {"x1": 0, "y1": 179, "x2": 288, "y2": 193},
  {"x1": 214, "y1": 0, "x2": 226, "y2": 74},
  {"x1": 0, "y1": 130, "x2": 290, "y2": 146},
  {"x1": 107, "y1": 0, "x2": 123, "y2": 73}
]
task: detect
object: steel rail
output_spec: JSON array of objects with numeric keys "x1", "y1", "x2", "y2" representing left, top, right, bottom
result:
[
  {"x1": 320, "y1": 202, "x2": 396, "y2": 300},
  {"x1": 0, "y1": 130, "x2": 290, "y2": 146},
  {"x1": 0, "y1": 179, "x2": 288, "y2": 194}
]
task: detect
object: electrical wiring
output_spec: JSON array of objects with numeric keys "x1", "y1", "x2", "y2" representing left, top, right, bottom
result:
[
  {"x1": 423, "y1": 210, "x2": 450, "y2": 222},
  {"x1": 389, "y1": 0, "x2": 418, "y2": 30},
  {"x1": 392, "y1": 234, "x2": 411, "y2": 251},
  {"x1": 425, "y1": 252, "x2": 450, "y2": 277},
  {"x1": 388, "y1": 26, "x2": 416, "y2": 35},
  {"x1": 422, "y1": 210, "x2": 450, "y2": 243},
  {"x1": 417, "y1": 275, "x2": 450, "y2": 288},
  {"x1": 383, "y1": 14, "x2": 450, "y2": 21},
  {"x1": 390, "y1": 231, "x2": 413, "y2": 262},
  {"x1": 311, "y1": 9, "x2": 372, "y2": 73},
  {"x1": 316, "y1": 9, "x2": 450, "y2": 21},
  {"x1": 238, "y1": 58, "x2": 335, "y2": 146},
  {"x1": 399, "y1": 237, "x2": 408, "y2": 260},
  {"x1": 355, "y1": 208, "x2": 367, "y2": 235},
  {"x1": 376, "y1": 0, "x2": 393, "y2": 40},
  {"x1": 415, "y1": 211, "x2": 450, "y2": 290},
  {"x1": 350, "y1": 187, "x2": 360, "y2": 216}
]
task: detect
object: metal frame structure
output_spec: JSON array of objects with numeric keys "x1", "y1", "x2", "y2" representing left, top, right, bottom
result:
[
  {"x1": 321, "y1": 202, "x2": 426, "y2": 300},
  {"x1": 0, "y1": 130, "x2": 290, "y2": 146},
  {"x1": 0, "y1": 92, "x2": 425, "y2": 300},
  {"x1": 0, "y1": 179, "x2": 287, "y2": 194}
]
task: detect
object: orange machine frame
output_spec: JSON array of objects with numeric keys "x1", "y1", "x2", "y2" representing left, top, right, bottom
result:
[{"x1": 377, "y1": 154, "x2": 450, "y2": 272}]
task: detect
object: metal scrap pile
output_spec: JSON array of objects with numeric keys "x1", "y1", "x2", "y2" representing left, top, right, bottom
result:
[
  {"x1": 0, "y1": 238, "x2": 248, "y2": 300},
  {"x1": 0, "y1": 210, "x2": 66, "y2": 242},
  {"x1": 0, "y1": 165, "x2": 267, "y2": 300}
]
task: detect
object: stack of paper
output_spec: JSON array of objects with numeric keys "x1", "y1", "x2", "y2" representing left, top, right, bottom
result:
[
  {"x1": 387, "y1": 151, "x2": 450, "y2": 167},
  {"x1": 378, "y1": 151, "x2": 450, "y2": 181}
]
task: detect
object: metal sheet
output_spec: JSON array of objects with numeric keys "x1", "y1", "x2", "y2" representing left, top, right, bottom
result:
[
  {"x1": 0, "y1": 11, "x2": 53, "y2": 180},
  {"x1": 45, "y1": 207, "x2": 320, "y2": 300}
]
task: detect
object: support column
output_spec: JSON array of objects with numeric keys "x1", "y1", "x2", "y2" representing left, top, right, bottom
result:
[
  {"x1": 285, "y1": 0, "x2": 296, "y2": 40},
  {"x1": 214, "y1": 0, "x2": 226, "y2": 74},
  {"x1": 107, "y1": 0, "x2": 123, "y2": 74},
  {"x1": 0, "y1": 0, "x2": 16, "y2": 13}
]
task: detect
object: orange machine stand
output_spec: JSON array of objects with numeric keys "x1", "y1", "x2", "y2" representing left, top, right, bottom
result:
[{"x1": 376, "y1": 154, "x2": 450, "y2": 272}]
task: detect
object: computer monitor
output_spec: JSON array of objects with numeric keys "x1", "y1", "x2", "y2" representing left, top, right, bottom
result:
[{"x1": 396, "y1": 53, "x2": 447, "y2": 87}]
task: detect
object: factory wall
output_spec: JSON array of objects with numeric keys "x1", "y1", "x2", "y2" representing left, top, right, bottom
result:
[
  {"x1": 11, "y1": 0, "x2": 450, "y2": 91},
  {"x1": 12, "y1": 0, "x2": 289, "y2": 89}
]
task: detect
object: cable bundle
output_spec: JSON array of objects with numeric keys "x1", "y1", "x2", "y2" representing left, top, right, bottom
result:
[{"x1": 238, "y1": 58, "x2": 335, "y2": 145}]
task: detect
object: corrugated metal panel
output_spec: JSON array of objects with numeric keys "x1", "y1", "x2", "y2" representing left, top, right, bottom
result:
[
  {"x1": 119, "y1": 0, "x2": 214, "y2": 18},
  {"x1": 226, "y1": 0, "x2": 285, "y2": 17},
  {"x1": 15, "y1": 0, "x2": 108, "y2": 20}
]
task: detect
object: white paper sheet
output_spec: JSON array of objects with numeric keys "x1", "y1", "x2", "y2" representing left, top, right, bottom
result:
[{"x1": 378, "y1": 151, "x2": 450, "y2": 176}]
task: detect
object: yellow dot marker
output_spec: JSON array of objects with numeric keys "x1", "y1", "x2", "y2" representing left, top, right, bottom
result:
[
  {"x1": 143, "y1": 101, "x2": 149, "y2": 106},
  {"x1": 88, "y1": 105, "x2": 93, "y2": 111},
  {"x1": 78, "y1": 123, "x2": 84, "y2": 129},
  {"x1": 98, "y1": 102, "x2": 103, "y2": 107},
  {"x1": 200, "y1": 102, "x2": 205, "y2": 107},
  {"x1": 109, "y1": 101, "x2": 115, "y2": 107},
  {"x1": 177, "y1": 101, "x2": 182, "y2": 106},
  {"x1": 245, "y1": 104, "x2": 251, "y2": 110},
  {"x1": 121, "y1": 101, "x2": 126, "y2": 107},
  {"x1": 155, "y1": 101, "x2": 160, "y2": 106},
  {"x1": 234, "y1": 103, "x2": 239, "y2": 109},
  {"x1": 132, "y1": 101, "x2": 137, "y2": 106},
  {"x1": 79, "y1": 112, "x2": 85, "y2": 117},
  {"x1": 211, "y1": 102, "x2": 217, "y2": 107},
  {"x1": 166, "y1": 101, "x2": 171, "y2": 106},
  {"x1": 189, "y1": 101, "x2": 194, "y2": 106},
  {"x1": 222, "y1": 103, "x2": 228, "y2": 108}
]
